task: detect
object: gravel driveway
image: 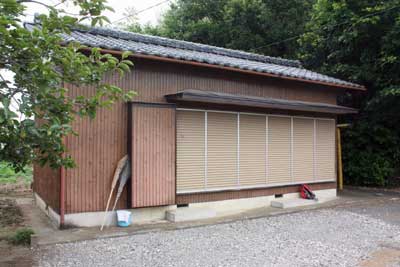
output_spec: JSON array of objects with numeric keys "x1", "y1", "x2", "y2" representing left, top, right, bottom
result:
[{"x1": 35, "y1": 206, "x2": 400, "y2": 267}]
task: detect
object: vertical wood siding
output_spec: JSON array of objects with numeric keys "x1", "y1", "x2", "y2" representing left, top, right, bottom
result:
[
  {"x1": 130, "y1": 59, "x2": 339, "y2": 105},
  {"x1": 131, "y1": 104, "x2": 176, "y2": 208},
  {"x1": 63, "y1": 76, "x2": 128, "y2": 214},
  {"x1": 33, "y1": 164, "x2": 60, "y2": 212},
  {"x1": 56, "y1": 58, "x2": 339, "y2": 213}
]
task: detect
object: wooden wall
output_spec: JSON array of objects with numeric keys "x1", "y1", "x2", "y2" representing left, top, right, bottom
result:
[
  {"x1": 176, "y1": 182, "x2": 336, "y2": 204},
  {"x1": 33, "y1": 164, "x2": 60, "y2": 212},
  {"x1": 63, "y1": 74, "x2": 128, "y2": 214},
  {"x1": 125, "y1": 59, "x2": 339, "y2": 105},
  {"x1": 51, "y1": 58, "x2": 342, "y2": 213}
]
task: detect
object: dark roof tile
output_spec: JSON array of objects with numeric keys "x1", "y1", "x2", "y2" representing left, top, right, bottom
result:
[{"x1": 24, "y1": 22, "x2": 364, "y2": 89}]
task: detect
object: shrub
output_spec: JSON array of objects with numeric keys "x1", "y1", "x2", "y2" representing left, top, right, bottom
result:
[
  {"x1": 342, "y1": 118, "x2": 400, "y2": 187},
  {"x1": 9, "y1": 228, "x2": 34, "y2": 246}
]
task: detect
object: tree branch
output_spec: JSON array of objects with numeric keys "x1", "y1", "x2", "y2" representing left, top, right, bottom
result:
[{"x1": 16, "y1": 0, "x2": 54, "y2": 9}]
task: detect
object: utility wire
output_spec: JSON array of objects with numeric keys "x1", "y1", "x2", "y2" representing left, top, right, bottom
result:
[
  {"x1": 106, "y1": 0, "x2": 171, "y2": 26},
  {"x1": 253, "y1": 4, "x2": 400, "y2": 52}
]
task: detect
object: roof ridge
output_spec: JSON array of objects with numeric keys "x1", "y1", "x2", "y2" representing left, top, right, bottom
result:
[
  {"x1": 23, "y1": 22, "x2": 365, "y2": 90},
  {"x1": 75, "y1": 25, "x2": 303, "y2": 68}
]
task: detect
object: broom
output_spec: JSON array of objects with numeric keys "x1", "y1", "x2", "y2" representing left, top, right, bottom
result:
[
  {"x1": 100, "y1": 155, "x2": 128, "y2": 231},
  {"x1": 109, "y1": 159, "x2": 131, "y2": 224}
]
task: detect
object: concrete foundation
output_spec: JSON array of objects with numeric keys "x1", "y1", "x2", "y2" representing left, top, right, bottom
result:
[
  {"x1": 166, "y1": 189, "x2": 337, "y2": 222},
  {"x1": 271, "y1": 189, "x2": 337, "y2": 209},
  {"x1": 166, "y1": 207, "x2": 217, "y2": 222},
  {"x1": 64, "y1": 205, "x2": 177, "y2": 228},
  {"x1": 34, "y1": 193, "x2": 177, "y2": 228},
  {"x1": 35, "y1": 189, "x2": 336, "y2": 227},
  {"x1": 34, "y1": 193, "x2": 60, "y2": 228}
]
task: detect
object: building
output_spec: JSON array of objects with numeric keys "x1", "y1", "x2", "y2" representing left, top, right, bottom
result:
[{"x1": 27, "y1": 23, "x2": 365, "y2": 227}]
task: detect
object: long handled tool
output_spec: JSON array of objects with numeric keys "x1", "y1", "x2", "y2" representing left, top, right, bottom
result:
[
  {"x1": 100, "y1": 155, "x2": 128, "y2": 231},
  {"x1": 110, "y1": 159, "x2": 131, "y2": 218}
]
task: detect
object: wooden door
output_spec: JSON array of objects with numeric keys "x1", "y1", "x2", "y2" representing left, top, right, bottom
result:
[{"x1": 130, "y1": 103, "x2": 176, "y2": 208}]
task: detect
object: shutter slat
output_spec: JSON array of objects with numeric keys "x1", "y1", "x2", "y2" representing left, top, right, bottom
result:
[
  {"x1": 176, "y1": 111, "x2": 205, "y2": 191},
  {"x1": 207, "y1": 112, "x2": 237, "y2": 189},
  {"x1": 268, "y1": 116, "x2": 291, "y2": 184},
  {"x1": 293, "y1": 118, "x2": 314, "y2": 182},
  {"x1": 239, "y1": 114, "x2": 266, "y2": 186},
  {"x1": 315, "y1": 119, "x2": 336, "y2": 181}
]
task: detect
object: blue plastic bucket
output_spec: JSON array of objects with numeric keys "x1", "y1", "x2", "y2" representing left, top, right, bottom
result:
[{"x1": 116, "y1": 210, "x2": 132, "y2": 227}]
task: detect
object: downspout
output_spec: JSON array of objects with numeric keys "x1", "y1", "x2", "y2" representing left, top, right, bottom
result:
[
  {"x1": 126, "y1": 103, "x2": 132, "y2": 208},
  {"x1": 60, "y1": 162, "x2": 65, "y2": 228},
  {"x1": 60, "y1": 81, "x2": 67, "y2": 229},
  {"x1": 59, "y1": 136, "x2": 66, "y2": 229}
]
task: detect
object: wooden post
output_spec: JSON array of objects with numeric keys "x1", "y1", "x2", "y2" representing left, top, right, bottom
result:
[{"x1": 337, "y1": 128, "x2": 343, "y2": 190}]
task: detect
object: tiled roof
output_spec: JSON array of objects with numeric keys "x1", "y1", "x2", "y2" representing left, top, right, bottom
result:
[{"x1": 24, "y1": 23, "x2": 364, "y2": 90}]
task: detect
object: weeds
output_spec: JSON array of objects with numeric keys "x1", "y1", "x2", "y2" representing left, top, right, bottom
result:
[{"x1": 8, "y1": 228, "x2": 34, "y2": 246}]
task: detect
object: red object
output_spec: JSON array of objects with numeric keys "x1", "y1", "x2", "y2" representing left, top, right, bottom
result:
[
  {"x1": 300, "y1": 184, "x2": 316, "y2": 200},
  {"x1": 59, "y1": 137, "x2": 66, "y2": 229}
]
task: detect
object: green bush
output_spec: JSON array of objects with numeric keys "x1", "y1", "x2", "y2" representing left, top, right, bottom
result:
[
  {"x1": 342, "y1": 117, "x2": 400, "y2": 186},
  {"x1": 8, "y1": 228, "x2": 34, "y2": 246},
  {"x1": 344, "y1": 152, "x2": 393, "y2": 186}
]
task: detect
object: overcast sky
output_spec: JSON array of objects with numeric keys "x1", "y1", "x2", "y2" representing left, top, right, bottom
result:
[{"x1": 23, "y1": 0, "x2": 172, "y2": 27}]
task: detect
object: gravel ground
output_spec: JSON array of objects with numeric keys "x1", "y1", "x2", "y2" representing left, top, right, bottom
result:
[{"x1": 35, "y1": 208, "x2": 400, "y2": 267}]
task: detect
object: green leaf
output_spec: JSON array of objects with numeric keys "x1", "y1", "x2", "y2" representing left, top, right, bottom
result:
[{"x1": 121, "y1": 51, "x2": 133, "y2": 59}]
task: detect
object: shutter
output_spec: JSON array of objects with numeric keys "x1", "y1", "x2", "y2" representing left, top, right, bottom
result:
[
  {"x1": 315, "y1": 119, "x2": 336, "y2": 181},
  {"x1": 176, "y1": 111, "x2": 205, "y2": 192},
  {"x1": 207, "y1": 112, "x2": 237, "y2": 188},
  {"x1": 293, "y1": 118, "x2": 314, "y2": 182},
  {"x1": 239, "y1": 114, "x2": 266, "y2": 186},
  {"x1": 268, "y1": 116, "x2": 291, "y2": 184}
]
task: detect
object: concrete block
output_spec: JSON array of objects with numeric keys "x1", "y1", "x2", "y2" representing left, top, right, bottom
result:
[
  {"x1": 271, "y1": 198, "x2": 319, "y2": 209},
  {"x1": 190, "y1": 195, "x2": 274, "y2": 216},
  {"x1": 166, "y1": 207, "x2": 217, "y2": 222}
]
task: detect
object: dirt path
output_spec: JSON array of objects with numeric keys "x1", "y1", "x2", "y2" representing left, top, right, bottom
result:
[{"x1": 0, "y1": 193, "x2": 34, "y2": 267}]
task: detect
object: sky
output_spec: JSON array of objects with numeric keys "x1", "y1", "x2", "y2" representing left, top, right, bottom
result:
[{"x1": 23, "y1": 0, "x2": 172, "y2": 27}]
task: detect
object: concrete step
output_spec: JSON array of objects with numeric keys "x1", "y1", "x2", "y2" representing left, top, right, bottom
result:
[
  {"x1": 166, "y1": 207, "x2": 217, "y2": 222},
  {"x1": 271, "y1": 198, "x2": 320, "y2": 209}
]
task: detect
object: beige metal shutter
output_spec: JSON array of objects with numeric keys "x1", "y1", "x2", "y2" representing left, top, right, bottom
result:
[
  {"x1": 268, "y1": 116, "x2": 291, "y2": 184},
  {"x1": 176, "y1": 111, "x2": 205, "y2": 192},
  {"x1": 315, "y1": 119, "x2": 336, "y2": 181},
  {"x1": 293, "y1": 118, "x2": 314, "y2": 182},
  {"x1": 239, "y1": 114, "x2": 266, "y2": 186},
  {"x1": 207, "y1": 112, "x2": 238, "y2": 188}
]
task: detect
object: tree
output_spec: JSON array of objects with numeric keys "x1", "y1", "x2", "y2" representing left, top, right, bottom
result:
[
  {"x1": 299, "y1": 0, "x2": 400, "y2": 186},
  {"x1": 131, "y1": 0, "x2": 314, "y2": 59},
  {"x1": 0, "y1": 0, "x2": 135, "y2": 171}
]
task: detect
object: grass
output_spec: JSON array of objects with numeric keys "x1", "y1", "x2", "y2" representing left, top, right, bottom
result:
[
  {"x1": 8, "y1": 228, "x2": 34, "y2": 246},
  {"x1": 0, "y1": 162, "x2": 32, "y2": 185},
  {"x1": 0, "y1": 199, "x2": 30, "y2": 246}
]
